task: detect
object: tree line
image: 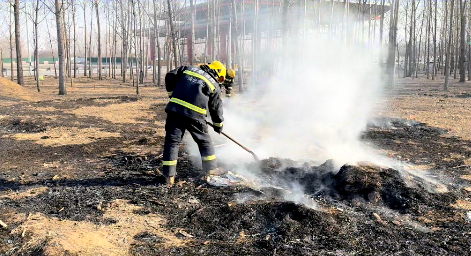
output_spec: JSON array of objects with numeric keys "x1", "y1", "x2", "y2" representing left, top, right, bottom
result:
[{"x1": 0, "y1": 0, "x2": 469, "y2": 95}]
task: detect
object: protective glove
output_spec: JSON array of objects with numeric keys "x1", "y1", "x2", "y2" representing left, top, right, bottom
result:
[{"x1": 213, "y1": 124, "x2": 223, "y2": 134}]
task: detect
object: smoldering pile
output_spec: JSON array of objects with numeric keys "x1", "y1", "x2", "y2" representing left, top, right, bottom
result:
[{"x1": 231, "y1": 157, "x2": 456, "y2": 214}]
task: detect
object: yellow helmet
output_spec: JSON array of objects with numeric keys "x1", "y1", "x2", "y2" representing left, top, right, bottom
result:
[
  {"x1": 208, "y1": 60, "x2": 226, "y2": 79},
  {"x1": 226, "y1": 69, "x2": 236, "y2": 78}
]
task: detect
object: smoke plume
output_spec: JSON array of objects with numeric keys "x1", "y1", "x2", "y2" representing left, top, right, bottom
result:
[{"x1": 217, "y1": 37, "x2": 383, "y2": 168}]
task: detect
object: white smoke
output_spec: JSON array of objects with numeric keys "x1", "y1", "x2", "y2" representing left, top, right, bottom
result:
[{"x1": 218, "y1": 37, "x2": 383, "y2": 169}]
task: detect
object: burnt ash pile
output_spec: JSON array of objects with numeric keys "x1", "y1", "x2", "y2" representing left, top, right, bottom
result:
[
  {"x1": 1, "y1": 117, "x2": 471, "y2": 255},
  {"x1": 255, "y1": 157, "x2": 454, "y2": 213}
]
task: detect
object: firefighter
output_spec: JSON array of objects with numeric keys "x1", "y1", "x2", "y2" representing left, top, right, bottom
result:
[
  {"x1": 222, "y1": 69, "x2": 236, "y2": 97},
  {"x1": 162, "y1": 60, "x2": 226, "y2": 185}
]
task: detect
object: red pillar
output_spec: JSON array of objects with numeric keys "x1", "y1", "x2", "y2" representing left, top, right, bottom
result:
[
  {"x1": 151, "y1": 34, "x2": 156, "y2": 61},
  {"x1": 220, "y1": 29, "x2": 227, "y2": 63},
  {"x1": 187, "y1": 35, "x2": 192, "y2": 64}
]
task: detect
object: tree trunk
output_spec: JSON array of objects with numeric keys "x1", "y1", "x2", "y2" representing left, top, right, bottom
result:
[
  {"x1": 379, "y1": 0, "x2": 385, "y2": 59},
  {"x1": 252, "y1": 0, "x2": 259, "y2": 85},
  {"x1": 410, "y1": 0, "x2": 417, "y2": 78},
  {"x1": 468, "y1": 43, "x2": 471, "y2": 81},
  {"x1": 153, "y1": 0, "x2": 162, "y2": 86},
  {"x1": 426, "y1": 0, "x2": 432, "y2": 79},
  {"x1": 132, "y1": 0, "x2": 139, "y2": 94},
  {"x1": 432, "y1": 0, "x2": 438, "y2": 80},
  {"x1": 9, "y1": 3, "x2": 14, "y2": 81},
  {"x1": 95, "y1": 1, "x2": 102, "y2": 80},
  {"x1": 166, "y1": 0, "x2": 178, "y2": 68},
  {"x1": 139, "y1": 0, "x2": 144, "y2": 84},
  {"x1": 83, "y1": 2, "x2": 88, "y2": 76},
  {"x1": 55, "y1": 0, "x2": 66, "y2": 95},
  {"x1": 454, "y1": 8, "x2": 459, "y2": 79},
  {"x1": 72, "y1": 0, "x2": 76, "y2": 78},
  {"x1": 445, "y1": 0, "x2": 455, "y2": 90},
  {"x1": 459, "y1": 0, "x2": 466, "y2": 82},
  {"x1": 64, "y1": 13, "x2": 71, "y2": 78},
  {"x1": 106, "y1": 2, "x2": 110, "y2": 78},
  {"x1": 34, "y1": 0, "x2": 40, "y2": 92},
  {"x1": 0, "y1": 49, "x2": 3, "y2": 78},
  {"x1": 415, "y1": 9, "x2": 425, "y2": 78},
  {"x1": 231, "y1": 0, "x2": 243, "y2": 92},
  {"x1": 190, "y1": 0, "x2": 195, "y2": 65},
  {"x1": 112, "y1": 1, "x2": 117, "y2": 79},
  {"x1": 0, "y1": 48, "x2": 3, "y2": 78},
  {"x1": 403, "y1": 1, "x2": 409, "y2": 77},
  {"x1": 386, "y1": 0, "x2": 399, "y2": 88},
  {"x1": 89, "y1": 7, "x2": 93, "y2": 78},
  {"x1": 14, "y1": 0, "x2": 24, "y2": 86},
  {"x1": 120, "y1": 0, "x2": 127, "y2": 82}
]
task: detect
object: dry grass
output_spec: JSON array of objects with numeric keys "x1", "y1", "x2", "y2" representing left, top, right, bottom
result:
[
  {"x1": 8, "y1": 200, "x2": 185, "y2": 256},
  {"x1": 5, "y1": 127, "x2": 121, "y2": 146},
  {"x1": 379, "y1": 77, "x2": 471, "y2": 141},
  {"x1": 69, "y1": 99, "x2": 158, "y2": 124},
  {"x1": 0, "y1": 187, "x2": 49, "y2": 200},
  {"x1": 451, "y1": 200, "x2": 471, "y2": 210}
]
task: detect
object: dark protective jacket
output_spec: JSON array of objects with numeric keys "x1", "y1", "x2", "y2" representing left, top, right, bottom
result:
[{"x1": 165, "y1": 65, "x2": 224, "y2": 126}]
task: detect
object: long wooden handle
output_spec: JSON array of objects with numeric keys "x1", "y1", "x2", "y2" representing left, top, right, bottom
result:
[{"x1": 206, "y1": 121, "x2": 260, "y2": 161}]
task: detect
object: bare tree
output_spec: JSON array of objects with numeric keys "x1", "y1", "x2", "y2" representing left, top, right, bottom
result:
[
  {"x1": 166, "y1": 0, "x2": 178, "y2": 68},
  {"x1": 132, "y1": 0, "x2": 140, "y2": 94},
  {"x1": 432, "y1": 0, "x2": 438, "y2": 80},
  {"x1": 190, "y1": 0, "x2": 195, "y2": 65},
  {"x1": 0, "y1": 47, "x2": 3, "y2": 78},
  {"x1": 426, "y1": 0, "x2": 432, "y2": 79},
  {"x1": 0, "y1": 46, "x2": 3, "y2": 78},
  {"x1": 112, "y1": 1, "x2": 118, "y2": 79},
  {"x1": 27, "y1": 0, "x2": 42, "y2": 91},
  {"x1": 120, "y1": 0, "x2": 128, "y2": 82},
  {"x1": 83, "y1": 2, "x2": 87, "y2": 76},
  {"x1": 13, "y1": 0, "x2": 24, "y2": 86},
  {"x1": 9, "y1": 1, "x2": 14, "y2": 81},
  {"x1": 55, "y1": 0, "x2": 66, "y2": 95},
  {"x1": 88, "y1": 5, "x2": 93, "y2": 78},
  {"x1": 153, "y1": 0, "x2": 162, "y2": 86},
  {"x1": 386, "y1": 0, "x2": 400, "y2": 88},
  {"x1": 72, "y1": 0, "x2": 76, "y2": 78},
  {"x1": 231, "y1": 0, "x2": 244, "y2": 91},
  {"x1": 459, "y1": 0, "x2": 466, "y2": 82},
  {"x1": 445, "y1": 0, "x2": 455, "y2": 90},
  {"x1": 95, "y1": 0, "x2": 103, "y2": 80}
]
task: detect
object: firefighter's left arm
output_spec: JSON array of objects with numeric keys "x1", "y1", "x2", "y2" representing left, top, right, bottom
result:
[
  {"x1": 165, "y1": 66, "x2": 185, "y2": 98},
  {"x1": 208, "y1": 87, "x2": 224, "y2": 128}
]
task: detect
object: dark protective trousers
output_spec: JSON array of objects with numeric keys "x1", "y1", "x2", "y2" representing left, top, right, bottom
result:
[{"x1": 162, "y1": 112, "x2": 217, "y2": 177}]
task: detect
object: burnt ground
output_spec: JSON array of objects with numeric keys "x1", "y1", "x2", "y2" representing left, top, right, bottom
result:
[{"x1": 1, "y1": 76, "x2": 471, "y2": 255}]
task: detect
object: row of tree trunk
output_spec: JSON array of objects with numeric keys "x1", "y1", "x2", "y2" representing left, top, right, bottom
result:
[
  {"x1": 399, "y1": 0, "x2": 468, "y2": 90},
  {"x1": 4, "y1": 0, "x2": 471, "y2": 94}
]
